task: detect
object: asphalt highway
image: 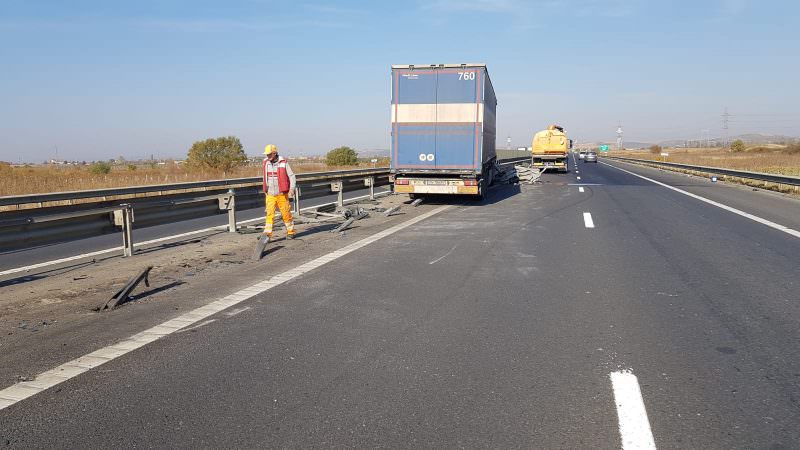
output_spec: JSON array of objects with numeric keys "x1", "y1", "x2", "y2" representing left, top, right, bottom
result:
[{"x1": 2, "y1": 156, "x2": 799, "y2": 448}]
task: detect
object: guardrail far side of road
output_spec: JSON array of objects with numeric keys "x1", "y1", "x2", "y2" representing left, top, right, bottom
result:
[
  {"x1": 606, "y1": 156, "x2": 800, "y2": 194},
  {"x1": 0, "y1": 168, "x2": 392, "y2": 253}
]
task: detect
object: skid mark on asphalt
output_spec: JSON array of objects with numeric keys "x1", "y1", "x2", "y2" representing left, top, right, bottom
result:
[
  {"x1": 175, "y1": 319, "x2": 216, "y2": 333},
  {"x1": 224, "y1": 306, "x2": 251, "y2": 317},
  {"x1": 610, "y1": 370, "x2": 657, "y2": 449},
  {"x1": 0, "y1": 205, "x2": 451, "y2": 411},
  {"x1": 429, "y1": 244, "x2": 459, "y2": 265}
]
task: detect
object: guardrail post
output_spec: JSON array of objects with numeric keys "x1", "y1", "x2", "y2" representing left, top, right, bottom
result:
[
  {"x1": 227, "y1": 189, "x2": 237, "y2": 233},
  {"x1": 331, "y1": 181, "x2": 344, "y2": 207},
  {"x1": 365, "y1": 177, "x2": 375, "y2": 200},
  {"x1": 293, "y1": 186, "x2": 301, "y2": 214},
  {"x1": 121, "y1": 204, "x2": 134, "y2": 257}
]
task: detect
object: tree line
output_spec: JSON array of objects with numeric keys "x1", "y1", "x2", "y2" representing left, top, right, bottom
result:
[{"x1": 185, "y1": 136, "x2": 363, "y2": 170}]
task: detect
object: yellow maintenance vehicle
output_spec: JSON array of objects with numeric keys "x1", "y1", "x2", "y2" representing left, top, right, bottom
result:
[{"x1": 531, "y1": 125, "x2": 572, "y2": 172}]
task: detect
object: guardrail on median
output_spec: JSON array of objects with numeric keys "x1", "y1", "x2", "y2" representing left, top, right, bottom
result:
[
  {"x1": 0, "y1": 158, "x2": 530, "y2": 254},
  {"x1": 0, "y1": 168, "x2": 392, "y2": 253},
  {"x1": 606, "y1": 156, "x2": 800, "y2": 192}
]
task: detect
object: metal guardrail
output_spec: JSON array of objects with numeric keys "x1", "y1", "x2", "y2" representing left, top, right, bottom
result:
[
  {"x1": 0, "y1": 169, "x2": 392, "y2": 253},
  {"x1": 606, "y1": 156, "x2": 800, "y2": 187},
  {"x1": 497, "y1": 156, "x2": 531, "y2": 166},
  {"x1": 0, "y1": 158, "x2": 526, "y2": 254},
  {"x1": 0, "y1": 167, "x2": 391, "y2": 210}
]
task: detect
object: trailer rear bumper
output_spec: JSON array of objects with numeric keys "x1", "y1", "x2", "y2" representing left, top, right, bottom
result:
[
  {"x1": 532, "y1": 154, "x2": 567, "y2": 170},
  {"x1": 393, "y1": 177, "x2": 479, "y2": 195}
]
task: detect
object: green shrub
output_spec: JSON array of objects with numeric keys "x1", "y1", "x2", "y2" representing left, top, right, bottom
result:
[
  {"x1": 186, "y1": 136, "x2": 248, "y2": 172},
  {"x1": 89, "y1": 162, "x2": 112, "y2": 175},
  {"x1": 326, "y1": 146, "x2": 359, "y2": 166}
]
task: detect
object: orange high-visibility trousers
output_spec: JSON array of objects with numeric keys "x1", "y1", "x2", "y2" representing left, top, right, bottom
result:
[{"x1": 264, "y1": 194, "x2": 295, "y2": 237}]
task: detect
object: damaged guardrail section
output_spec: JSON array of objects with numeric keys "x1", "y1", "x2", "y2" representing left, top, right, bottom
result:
[{"x1": 0, "y1": 168, "x2": 391, "y2": 252}]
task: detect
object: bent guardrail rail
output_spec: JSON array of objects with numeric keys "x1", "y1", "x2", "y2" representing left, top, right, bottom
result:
[{"x1": 606, "y1": 156, "x2": 800, "y2": 189}]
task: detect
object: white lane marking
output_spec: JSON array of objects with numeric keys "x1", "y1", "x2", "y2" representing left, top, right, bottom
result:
[
  {"x1": 583, "y1": 212, "x2": 595, "y2": 228},
  {"x1": 0, "y1": 204, "x2": 451, "y2": 410},
  {"x1": 429, "y1": 243, "x2": 459, "y2": 265},
  {"x1": 610, "y1": 370, "x2": 657, "y2": 450},
  {"x1": 601, "y1": 162, "x2": 800, "y2": 239},
  {"x1": 0, "y1": 191, "x2": 392, "y2": 277},
  {"x1": 577, "y1": 176, "x2": 581, "y2": 180},
  {"x1": 579, "y1": 187, "x2": 585, "y2": 193}
]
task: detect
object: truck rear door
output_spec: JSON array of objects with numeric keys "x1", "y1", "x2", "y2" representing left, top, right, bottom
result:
[
  {"x1": 435, "y1": 68, "x2": 480, "y2": 170},
  {"x1": 392, "y1": 70, "x2": 437, "y2": 169}
]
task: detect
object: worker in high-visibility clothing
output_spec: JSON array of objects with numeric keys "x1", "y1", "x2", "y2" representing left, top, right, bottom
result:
[{"x1": 262, "y1": 144, "x2": 297, "y2": 240}]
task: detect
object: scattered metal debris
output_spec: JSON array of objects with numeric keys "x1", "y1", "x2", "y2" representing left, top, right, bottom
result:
[
  {"x1": 384, "y1": 206, "x2": 401, "y2": 217},
  {"x1": 497, "y1": 164, "x2": 542, "y2": 185},
  {"x1": 101, "y1": 266, "x2": 153, "y2": 310},
  {"x1": 252, "y1": 235, "x2": 270, "y2": 261},
  {"x1": 332, "y1": 217, "x2": 356, "y2": 233},
  {"x1": 411, "y1": 198, "x2": 424, "y2": 207}
]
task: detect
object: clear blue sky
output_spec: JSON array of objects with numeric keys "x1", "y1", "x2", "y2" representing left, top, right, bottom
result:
[{"x1": 1, "y1": 0, "x2": 798, "y2": 162}]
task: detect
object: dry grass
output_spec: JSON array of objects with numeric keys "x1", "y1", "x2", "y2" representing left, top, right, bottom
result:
[
  {"x1": 0, "y1": 161, "x2": 374, "y2": 197},
  {"x1": 611, "y1": 147, "x2": 800, "y2": 177}
]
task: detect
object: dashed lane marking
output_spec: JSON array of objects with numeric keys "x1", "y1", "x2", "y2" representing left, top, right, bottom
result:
[
  {"x1": 610, "y1": 370, "x2": 657, "y2": 449},
  {"x1": 0, "y1": 204, "x2": 451, "y2": 411},
  {"x1": 579, "y1": 187, "x2": 585, "y2": 193},
  {"x1": 601, "y1": 162, "x2": 800, "y2": 239},
  {"x1": 583, "y1": 212, "x2": 595, "y2": 228}
]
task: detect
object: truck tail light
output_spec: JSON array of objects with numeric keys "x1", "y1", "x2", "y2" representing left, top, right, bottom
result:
[
  {"x1": 395, "y1": 179, "x2": 409, "y2": 185},
  {"x1": 463, "y1": 179, "x2": 478, "y2": 186}
]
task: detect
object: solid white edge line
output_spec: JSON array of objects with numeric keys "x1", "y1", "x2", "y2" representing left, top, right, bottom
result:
[
  {"x1": 610, "y1": 370, "x2": 657, "y2": 450},
  {"x1": 583, "y1": 212, "x2": 595, "y2": 228},
  {"x1": 0, "y1": 190, "x2": 393, "y2": 277},
  {"x1": 601, "y1": 161, "x2": 800, "y2": 239},
  {"x1": 0, "y1": 204, "x2": 450, "y2": 411}
]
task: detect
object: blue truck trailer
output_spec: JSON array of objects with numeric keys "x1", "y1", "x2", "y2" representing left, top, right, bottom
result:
[{"x1": 390, "y1": 64, "x2": 497, "y2": 198}]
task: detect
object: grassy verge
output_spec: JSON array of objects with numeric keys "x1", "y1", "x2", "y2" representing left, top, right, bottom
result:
[
  {"x1": 609, "y1": 147, "x2": 800, "y2": 177},
  {"x1": 0, "y1": 161, "x2": 373, "y2": 197}
]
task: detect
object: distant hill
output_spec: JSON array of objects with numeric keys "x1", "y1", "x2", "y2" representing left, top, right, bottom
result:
[{"x1": 357, "y1": 149, "x2": 390, "y2": 157}]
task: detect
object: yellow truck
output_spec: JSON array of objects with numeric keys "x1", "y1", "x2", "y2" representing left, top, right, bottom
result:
[{"x1": 531, "y1": 125, "x2": 571, "y2": 172}]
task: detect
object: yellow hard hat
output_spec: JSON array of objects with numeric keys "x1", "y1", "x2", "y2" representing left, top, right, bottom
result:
[{"x1": 264, "y1": 144, "x2": 278, "y2": 155}]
